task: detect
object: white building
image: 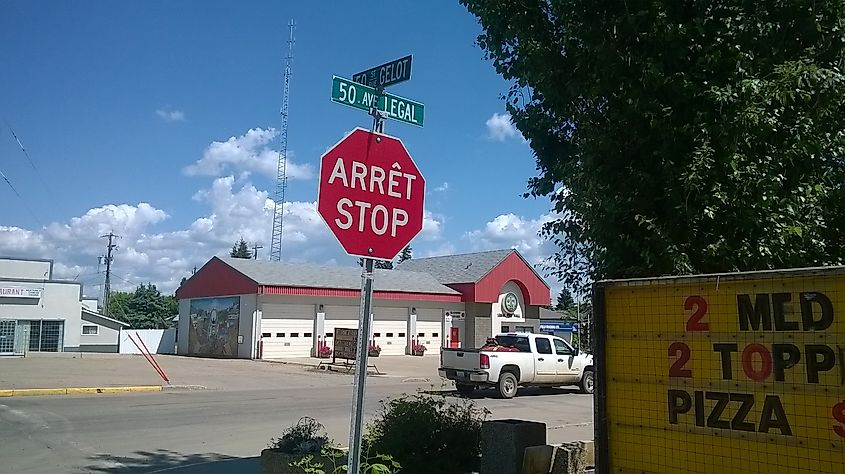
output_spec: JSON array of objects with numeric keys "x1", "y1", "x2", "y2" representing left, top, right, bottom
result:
[{"x1": 0, "y1": 257, "x2": 128, "y2": 354}]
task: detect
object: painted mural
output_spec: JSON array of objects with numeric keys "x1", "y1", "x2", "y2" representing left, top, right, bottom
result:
[{"x1": 188, "y1": 297, "x2": 240, "y2": 357}]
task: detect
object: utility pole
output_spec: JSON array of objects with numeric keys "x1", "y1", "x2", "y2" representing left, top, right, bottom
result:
[
  {"x1": 100, "y1": 232, "x2": 119, "y2": 316},
  {"x1": 252, "y1": 243, "x2": 263, "y2": 260}
]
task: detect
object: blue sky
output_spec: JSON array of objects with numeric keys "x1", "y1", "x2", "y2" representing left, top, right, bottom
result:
[{"x1": 0, "y1": 1, "x2": 560, "y2": 297}]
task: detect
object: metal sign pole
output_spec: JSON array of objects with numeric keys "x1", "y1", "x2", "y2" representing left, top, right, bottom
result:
[{"x1": 347, "y1": 105, "x2": 385, "y2": 474}]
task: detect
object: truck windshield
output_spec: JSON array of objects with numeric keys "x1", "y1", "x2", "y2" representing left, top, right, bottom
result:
[{"x1": 495, "y1": 335, "x2": 531, "y2": 352}]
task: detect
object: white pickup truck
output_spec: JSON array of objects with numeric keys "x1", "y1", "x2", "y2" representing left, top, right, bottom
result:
[{"x1": 438, "y1": 333, "x2": 594, "y2": 398}]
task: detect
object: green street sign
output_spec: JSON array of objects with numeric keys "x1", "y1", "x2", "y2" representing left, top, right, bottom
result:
[
  {"x1": 353, "y1": 55, "x2": 412, "y2": 88},
  {"x1": 331, "y1": 75, "x2": 424, "y2": 127}
]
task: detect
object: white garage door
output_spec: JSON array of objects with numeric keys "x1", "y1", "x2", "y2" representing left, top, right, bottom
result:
[
  {"x1": 416, "y1": 308, "x2": 443, "y2": 354},
  {"x1": 260, "y1": 304, "x2": 315, "y2": 358},
  {"x1": 373, "y1": 307, "x2": 407, "y2": 355}
]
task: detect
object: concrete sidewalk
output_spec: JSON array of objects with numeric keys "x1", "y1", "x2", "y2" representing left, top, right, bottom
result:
[{"x1": 264, "y1": 354, "x2": 441, "y2": 379}]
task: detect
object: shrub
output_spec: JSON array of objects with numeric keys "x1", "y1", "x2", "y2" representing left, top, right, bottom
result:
[
  {"x1": 291, "y1": 446, "x2": 400, "y2": 474},
  {"x1": 365, "y1": 394, "x2": 489, "y2": 474},
  {"x1": 269, "y1": 417, "x2": 330, "y2": 455}
]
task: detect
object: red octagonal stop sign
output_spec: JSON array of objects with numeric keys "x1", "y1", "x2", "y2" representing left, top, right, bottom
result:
[{"x1": 318, "y1": 128, "x2": 425, "y2": 261}]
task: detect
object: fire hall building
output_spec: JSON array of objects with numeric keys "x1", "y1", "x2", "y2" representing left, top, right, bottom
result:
[{"x1": 175, "y1": 249, "x2": 550, "y2": 358}]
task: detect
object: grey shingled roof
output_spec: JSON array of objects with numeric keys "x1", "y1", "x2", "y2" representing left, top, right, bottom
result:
[
  {"x1": 394, "y1": 249, "x2": 514, "y2": 284},
  {"x1": 219, "y1": 257, "x2": 459, "y2": 295}
]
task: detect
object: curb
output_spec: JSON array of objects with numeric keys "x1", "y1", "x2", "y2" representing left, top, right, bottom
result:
[{"x1": 0, "y1": 385, "x2": 163, "y2": 397}]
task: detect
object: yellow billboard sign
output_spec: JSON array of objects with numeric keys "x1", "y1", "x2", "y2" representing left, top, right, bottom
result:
[{"x1": 594, "y1": 267, "x2": 845, "y2": 473}]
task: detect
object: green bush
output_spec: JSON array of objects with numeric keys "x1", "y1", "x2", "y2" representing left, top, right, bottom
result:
[
  {"x1": 291, "y1": 446, "x2": 400, "y2": 474},
  {"x1": 270, "y1": 417, "x2": 330, "y2": 455},
  {"x1": 365, "y1": 394, "x2": 489, "y2": 474}
]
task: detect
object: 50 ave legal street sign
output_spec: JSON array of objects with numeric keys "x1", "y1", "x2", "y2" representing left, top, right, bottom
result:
[{"x1": 331, "y1": 76, "x2": 424, "y2": 127}]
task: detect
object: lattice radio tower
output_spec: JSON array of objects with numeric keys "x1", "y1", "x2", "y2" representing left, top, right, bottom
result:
[{"x1": 270, "y1": 19, "x2": 295, "y2": 261}]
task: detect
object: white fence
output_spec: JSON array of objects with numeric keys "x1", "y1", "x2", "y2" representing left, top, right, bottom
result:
[{"x1": 119, "y1": 329, "x2": 177, "y2": 355}]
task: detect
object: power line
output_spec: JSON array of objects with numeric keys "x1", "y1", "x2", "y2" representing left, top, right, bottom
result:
[
  {"x1": 5, "y1": 122, "x2": 50, "y2": 193},
  {"x1": 0, "y1": 166, "x2": 43, "y2": 228}
]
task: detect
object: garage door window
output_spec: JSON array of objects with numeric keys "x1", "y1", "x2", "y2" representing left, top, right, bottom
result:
[
  {"x1": 82, "y1": 325, "x2": 99, "y2": 335},
  {"x1": 291, "y1": 332, "x2": 299, "y2": 337},
  {"x1": 386, "y1": 333, "x2": 393, "y2": 337},
  {"x1": 432, "y1": 333, "x2": 439, "y2": 337},
  {"x1": 276, "y1": 333, "x2": 285, "y2": 337},
  {"x1": 304, "y1": 333, "x2": 312, "y2": 337},
  {"x1": 326, "y1": 332, "x2": 334, "y2": 337},
  {"x1": 374, "y1": 333, "x2": 381, "y2": 337},
  {"x1": 398, "y1": 332, "x2": 405, "y2": 337},
  {"x1": 262, "y1": 333, "x2": 271, "y2": 338},
  {"x1": 418, "y1": 332, "x2": 425, "y2": 337}
]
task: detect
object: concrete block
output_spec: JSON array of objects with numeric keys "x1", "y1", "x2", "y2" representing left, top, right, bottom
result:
[
  {"x1": 481, "y1": 419, "x2": 546, "y2": 474},
  {"x1": 522, "y1": 445, "x2": 554, "y2": 474},
  {"x1": 550, "y1": 441, "x2": 594, "y2": 474}
]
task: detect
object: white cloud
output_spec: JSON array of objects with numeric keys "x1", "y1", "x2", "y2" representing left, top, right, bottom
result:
[
  {"x1": 0, "y1": 182, "x2": 348, "y2": 296},
  {"x1": 433, "y1": 182, "x2": 449, "y2": 192},
  {"x1": 421, "y1": 242, "x2": 457, "y2": 258},
  {"x1": 485, "y1": 112, "x2": 524, "y2": 142},
  {"x1": 155, "y1": 107, "x2": 186, "y2": 122},
  {"x1": 419, "y1": 210, "x2": 445, "y2": 242},
  {"x1": 184, "y1": 128, "x2": 314, "y2": 180}
]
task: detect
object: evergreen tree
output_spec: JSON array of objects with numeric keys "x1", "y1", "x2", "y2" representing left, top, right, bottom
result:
[
  {"x1": 398, "y1": 245, "x2": 413, "y2": 263},
  {"x1": 230, "y1": 237, "x2": 252, "y2": 259}
]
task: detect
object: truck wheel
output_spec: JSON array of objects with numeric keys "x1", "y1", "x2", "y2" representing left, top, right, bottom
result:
[
  {"x1": 497, "y1": 372, "x2": 518, "y2": 399},
  {"x1": 456, "y1": 384, "x2": 475, "y2": 397},
  {"x1": 580, "y1": 370, "x2": 595, "y2": 394}
]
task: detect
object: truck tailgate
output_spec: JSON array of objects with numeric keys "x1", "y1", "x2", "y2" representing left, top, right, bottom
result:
[{"x1": 440, "y1": 348, "x2": 481, "y2": 371}]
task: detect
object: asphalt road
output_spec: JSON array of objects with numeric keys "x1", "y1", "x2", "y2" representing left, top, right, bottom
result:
[{"x1": 0, "y1": 366, "x2": 593, "y2": 473}]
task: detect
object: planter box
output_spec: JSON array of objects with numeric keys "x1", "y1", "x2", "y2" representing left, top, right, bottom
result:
[
  {"x1": 260, "y1": 449, "x2": 340, "y2": 474},
  {"x1": 480, "y1": 419, "x2": 546, "y2": 474}
]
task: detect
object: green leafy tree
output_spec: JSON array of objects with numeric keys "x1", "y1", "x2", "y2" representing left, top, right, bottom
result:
[
  {"x1": 230, "y1": 237, "x2": 252, "y2": 259},
  {"x1": 463, "y1": 0, "x2": 845, "y2": 294},
  {"x1": 397, "y1": 245, "x2": 413, "y2": 263},
  {"x1": 108, "y1": 284, "x2": 177, "y2": 329},
  {"x1": 107, "y1": 291, "x2": 132, "y2": 321}
]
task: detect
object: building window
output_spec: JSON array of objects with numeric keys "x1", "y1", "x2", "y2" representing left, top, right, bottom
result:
[
  {"x1": 29, "y1": 320, "x2": 63, "y2": 352},
  {"x1": 262, "y1": 333, "x2": 271, "y2": 338},
  {"x1": 291, "y1": 332, "x2": 300, "y2": 337},
  {"x1": 304, "y1": 332, "x2": 312, "y2": 337},
  {"x1": 276, "y1": 333, "x2": 285, "y2": 338},
  {"x1": 502, "y1": 325, "x2": 511, "y2": 333},
  {"x1": 386, "y1": 333, "x2": 394, "y2": 337},
  {"x1": 398, "y1": 332, "x2": 405, "y2": 337},
  {"x1": 82, "y1": 325, "x2": 99, "y2": 335}
]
